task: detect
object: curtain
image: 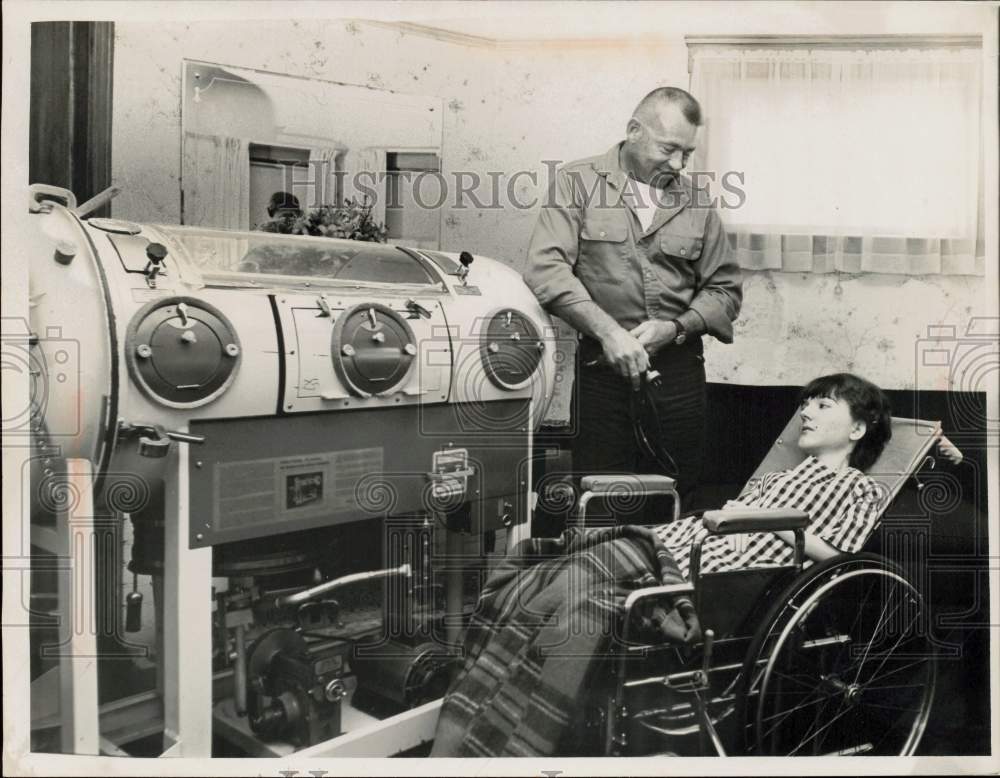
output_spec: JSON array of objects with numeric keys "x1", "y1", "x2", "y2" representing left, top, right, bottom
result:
[
  {"x1": 345, "y1": 147, "x2": 387, "y2": 225},
  {"x1": 308, "y1": 146, "x2": 345, "y2": 208},
  {"x1": 690, "y1": 45, "x2": 984, "y2": 275},
  {"x1": 181, "y1": 132, "x2": 250, "y2": 230}
]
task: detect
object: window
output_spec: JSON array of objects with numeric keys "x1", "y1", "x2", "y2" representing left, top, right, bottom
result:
[
  {"x1": 688, "y1": 38, "x2": 984, "y2": 275},
  {"x1": 248, "y1": 144, "x2": 311, "y2": 229},
  {"x1": 181, "y1": 60, "x2": 443, "y2": 233},
  {"x1": 385, "y1": 152, "x2": 441, "y2": 249}
]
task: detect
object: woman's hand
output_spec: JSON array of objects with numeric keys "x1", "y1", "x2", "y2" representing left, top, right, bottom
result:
[
  {"x1": 937, "y1": 435, "x2": 964, "y2": 465},
  {"x1": 722, "y1": 499, "x2": 750, "y2": 511}
]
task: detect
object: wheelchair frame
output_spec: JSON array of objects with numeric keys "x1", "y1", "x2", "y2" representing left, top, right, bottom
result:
[{"x1": 575, "y1": 441, "x2": 941, "y2": 758}]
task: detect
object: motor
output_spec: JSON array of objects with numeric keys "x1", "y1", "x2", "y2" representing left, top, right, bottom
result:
[{"x1": 246, "y1": 628, "x2": 351, "y2": 748}]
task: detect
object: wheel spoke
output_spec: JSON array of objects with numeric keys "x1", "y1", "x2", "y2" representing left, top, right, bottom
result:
[
  {"x1": 770, "y1": 669, "x2": 825, "y2": 692},
  {"x1": 846, "y1": 574, "x2": 880, "y2": 636},
  {"x1": 861, "y1": 681, "x2": 929, "y2": 692},
  {"x1": 859, "y1": 648, "x2": 926, "y2": 690},
  {"x1": 758, "y1": 689, "x2": 831, "y2": 739},
  {"x1": 787, "y1": 702, "x2": 858, "y2": 756},
  {"x1": 752, "y1": 566, "x2": 934, "y2": 757},
  {"x1": 859, "y1": 700, "x2": 926, "y2": 713},
  {"x1": 851, "y1": 582, "x2": 902, "y2": 685},
  {"x1": 854, "y1": 609, "x2": 921, "y2": 688}
]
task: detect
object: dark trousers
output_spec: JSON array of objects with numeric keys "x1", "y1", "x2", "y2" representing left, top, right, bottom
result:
[{"x1": 571, "y1": 337, "x2": 707, "y2": 521}]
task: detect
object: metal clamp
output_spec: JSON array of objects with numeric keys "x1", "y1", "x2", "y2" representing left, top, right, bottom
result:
[
  {"x1": 427, "y1": 448, "x2": 475, "y2": 501},
  {"x1": 117, "y1": 419, "x2": 206, "y2": 458},
  {"x1": 405, "y1": 298, "x2": 432, "y2": 319},
  {"x1": 29, "y1": 184, "x2": 77, "y2": 213}
]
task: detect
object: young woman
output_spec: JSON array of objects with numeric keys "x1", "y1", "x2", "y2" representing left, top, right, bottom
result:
[
  {"x1": 656, "y1": 372, "x2": 895, "y2": 578},
  {"x1": 431, "y1": 372, "x2": 962, "y2": 757}
]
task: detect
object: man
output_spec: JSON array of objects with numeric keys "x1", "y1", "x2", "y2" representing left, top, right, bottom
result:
[
  {"x1": 267, "y1": 191, "x2": 302, "y2": 218},
  {"x1": 524, "y1": 87, "x2": 742, "y2": 502}
]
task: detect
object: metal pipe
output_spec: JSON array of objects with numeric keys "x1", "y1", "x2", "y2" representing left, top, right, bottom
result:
[
  {"x1": 274, "y1": 563, "x2": 411, "y2": 608},
  {"x1": 233, "y1": 624, "x2": 247, "y2": 716},
  {"x1": 692, "y1": 687, "x2": 728, "y2": 756},
  {"x1": 445, "y1": 529, "x2": 463, "y2": 650},
  {"x1": 74, "y1": 185, "x2": 121, "y2": 217}
]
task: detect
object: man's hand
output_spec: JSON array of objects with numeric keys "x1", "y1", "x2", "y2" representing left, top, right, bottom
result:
[
  {"x1": 630, "y1": 319, "x2": 678, "y2": 355},
  {"x1": 600, "y1": 328, "x2": 650, "y2": 391}
]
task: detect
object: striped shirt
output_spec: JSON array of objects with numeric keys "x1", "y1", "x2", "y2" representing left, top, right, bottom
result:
[{"x1": 654, "y1": 456, "x2": 886, "y2": 579}]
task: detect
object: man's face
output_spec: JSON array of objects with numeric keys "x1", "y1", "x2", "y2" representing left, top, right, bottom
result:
[{"x1": 623, "y1": 103, "x2": 698, "y2": 189}]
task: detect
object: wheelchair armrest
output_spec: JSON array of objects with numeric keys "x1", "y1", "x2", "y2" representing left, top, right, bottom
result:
[
  {"x1": 580, "y1": 474, "x2": 677, "y2": 495},
  {"x1": 702, "y1": 508, "x2": 809, "y2": 534},
  {"x1": 623, "y1": 582, "x2": 695, "y2": 613},
  {"x1": 620, "y1": 582, "x2": 697, "y2": 647},
  {"x1": 576, "y1": 475, "x2": 680, "y2": 527}
]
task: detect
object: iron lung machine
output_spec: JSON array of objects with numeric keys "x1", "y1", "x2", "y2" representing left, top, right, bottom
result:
[{"x1": 25, "y1": 184, "x2": 558, "y2": 757}]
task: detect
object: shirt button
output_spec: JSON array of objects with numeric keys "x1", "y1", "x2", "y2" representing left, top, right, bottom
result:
[
  {"x1": 599, "y1": 230, "x2": 607, "y2": 237},
  {"x1": 680, "y1": 248, "x2": 687, "y2": 255}
]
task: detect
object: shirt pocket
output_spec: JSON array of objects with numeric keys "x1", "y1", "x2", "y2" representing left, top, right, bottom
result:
[
  {"x1": 581, "y1": 217, "x2": 628, "y2": 243},
  {"x1": 659, "y1": 233, "x2": 703, "y2": 261},
  {"x1": 578, "y1": 216, "x2": 629, "y2": 282}
]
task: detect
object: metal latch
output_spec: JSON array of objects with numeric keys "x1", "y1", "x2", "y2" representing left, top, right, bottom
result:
[
  {"x1": 427, "y1": 448, "x2": 475, "y2": 501},
  {"x1": 117, "y1": 419, "x2": 206, "y2": 458},
  {"x1": 405, "y1": 298, "x2": 432, "y2": 319}
]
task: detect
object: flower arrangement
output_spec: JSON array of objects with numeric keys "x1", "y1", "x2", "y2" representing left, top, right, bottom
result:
[{"x1": 258, "y1": 197, "x2": 388, "y2": 243}]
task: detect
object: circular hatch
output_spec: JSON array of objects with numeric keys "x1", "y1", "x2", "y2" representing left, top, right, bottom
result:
[
  {"x1": 125, "y1": 296, "x2": 241, "y2": 408},
  {"x1": 331, "y1": 303, "x2": 417, "y2": 397},
  {"x1": 480, "y1": 308, "x2": 544, "y2": 390}
]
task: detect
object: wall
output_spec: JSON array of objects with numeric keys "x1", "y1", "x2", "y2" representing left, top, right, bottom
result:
[
  {"x1": 111, "y1": 6, "x2": 993, "y2": 407},
  {"x1": 112, "y1": 19, "x2": 495, "y2": 224}
]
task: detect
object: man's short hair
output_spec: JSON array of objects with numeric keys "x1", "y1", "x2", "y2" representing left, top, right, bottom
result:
[
  {"x1": 267, "y1": 191, "x2": 301, "y2": 217},
  {"x1": 634, "y1": 87, "x2": 703, "y2": 127}
]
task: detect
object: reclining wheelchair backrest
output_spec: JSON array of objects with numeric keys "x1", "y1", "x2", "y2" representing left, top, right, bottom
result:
[
  {"x1": 749, "y1": 415, "x2": 943, "y2": 514},
  {"x1": 692, "y1": 415, "x2": 943, "y2": 638}
]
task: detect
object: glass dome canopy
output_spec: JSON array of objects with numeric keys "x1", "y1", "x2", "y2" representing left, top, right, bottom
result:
[{"x1": 151, "y1": 225, "x2": 444, "y2": 289}]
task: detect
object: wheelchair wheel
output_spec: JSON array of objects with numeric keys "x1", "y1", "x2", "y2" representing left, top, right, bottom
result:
[{"x1": 738, "y1": 553, "x2": 935, "y2": 756}]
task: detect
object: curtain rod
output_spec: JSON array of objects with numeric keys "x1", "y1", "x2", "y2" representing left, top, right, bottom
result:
[
  {"x1": 685, "y1": 35, "x2": 982, "y2": 74},
  {"x1": 685, "y1": 34, "x2": 981, "y2": 48}
]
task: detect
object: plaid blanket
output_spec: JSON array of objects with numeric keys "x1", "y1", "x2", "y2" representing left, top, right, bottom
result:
[{"x1": 430, "y1": 525, "x2": 700, "y2": 757}]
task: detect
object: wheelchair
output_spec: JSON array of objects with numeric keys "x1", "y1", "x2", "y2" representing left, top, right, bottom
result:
[{"x1": 575, "y1": 415, "x2": 945, "y2": 757}]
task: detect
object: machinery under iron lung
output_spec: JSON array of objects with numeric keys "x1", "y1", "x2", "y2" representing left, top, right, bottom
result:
[{"x1": 25, "y1": 184, "x2": 559, "y2": 757}]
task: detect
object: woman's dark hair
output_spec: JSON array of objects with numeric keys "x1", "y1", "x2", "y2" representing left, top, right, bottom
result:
[{"x1": 798, "y1": 373, "x2": 892, "y2": 472}]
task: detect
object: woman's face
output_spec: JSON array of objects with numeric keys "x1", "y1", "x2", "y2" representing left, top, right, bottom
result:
[{"x1": 797, "y1": 394, "x2": 864, "y2": 456}]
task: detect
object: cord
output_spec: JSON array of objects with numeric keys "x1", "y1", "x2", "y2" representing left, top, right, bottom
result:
[{"x1": 630, "y1": 371, "x2": 680, "y2": 479}]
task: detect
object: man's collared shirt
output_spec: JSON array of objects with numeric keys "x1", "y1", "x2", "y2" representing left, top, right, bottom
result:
[{"x1": 523, "y1": 143, "x2": 743, "y2": 340}]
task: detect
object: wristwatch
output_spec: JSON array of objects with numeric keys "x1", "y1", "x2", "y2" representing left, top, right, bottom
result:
[{"x1": 670, "y1": 319, "x2": 687, "y2": 345}]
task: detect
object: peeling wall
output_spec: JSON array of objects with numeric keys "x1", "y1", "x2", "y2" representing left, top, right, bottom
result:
[
  {"x1": 707, "y1": 271, "x2": 992, "y2": 391},
  {"x1": 111, "y1": 16, "x2": 991, "y2": 413},
  {"x1": 112, "y1": 20, "x2": 497, "y2": 225}
]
